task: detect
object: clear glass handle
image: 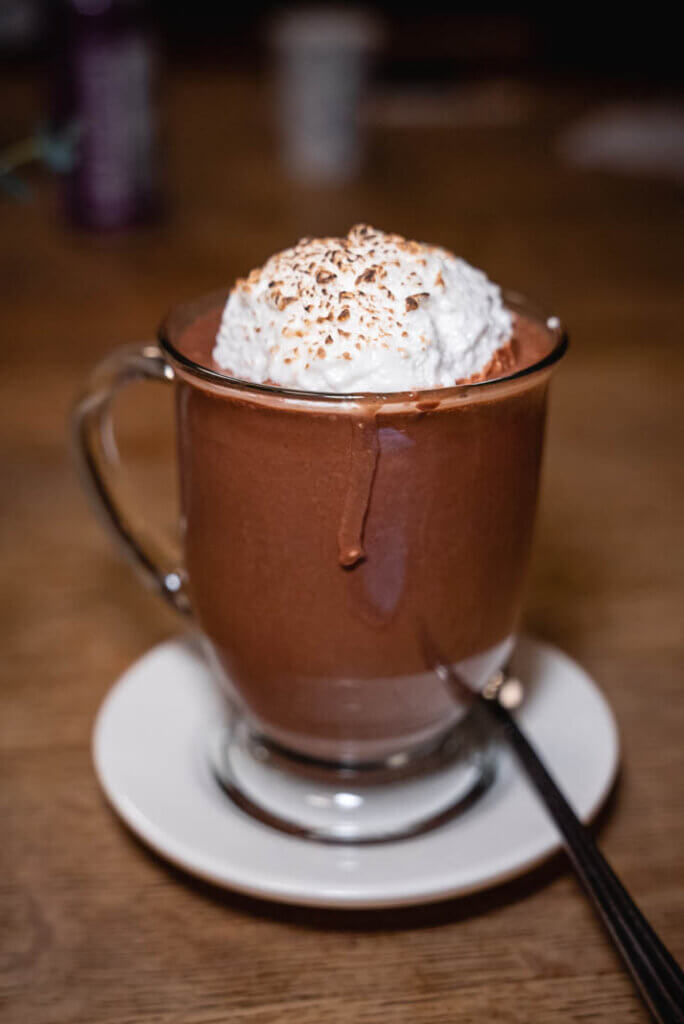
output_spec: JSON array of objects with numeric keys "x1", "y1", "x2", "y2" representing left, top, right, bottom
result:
[{"x1": 72, "y1": 342, "x2": 191, "y2": 614}]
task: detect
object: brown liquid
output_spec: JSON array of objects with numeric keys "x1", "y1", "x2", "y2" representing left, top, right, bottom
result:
[{"x1": 164, "y1": 294, "x2": 558, "y2": 761}]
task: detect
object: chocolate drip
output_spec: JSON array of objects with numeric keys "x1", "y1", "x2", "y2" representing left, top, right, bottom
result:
[{"x1": 338, "y1": 409, "x2": 380, "y2": 568}]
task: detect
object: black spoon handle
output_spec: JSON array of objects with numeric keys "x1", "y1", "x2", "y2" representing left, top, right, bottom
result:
[{"x1": 484, "y1": 697, "x2": 684, "y2": 1024}]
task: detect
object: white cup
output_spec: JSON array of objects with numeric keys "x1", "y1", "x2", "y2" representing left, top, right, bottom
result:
[{"x1": 270, "y1": 6, "x2": 382, "y2": 185}]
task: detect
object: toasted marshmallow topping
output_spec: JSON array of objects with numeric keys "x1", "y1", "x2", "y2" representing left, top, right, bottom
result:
[{"x1": 213, "y1": 224, "x2": 513, "y2": 393}]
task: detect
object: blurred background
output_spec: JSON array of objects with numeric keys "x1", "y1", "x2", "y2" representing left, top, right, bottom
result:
[{"x1": 2, "y1": 5, "x2": 683, "y2": 1021}]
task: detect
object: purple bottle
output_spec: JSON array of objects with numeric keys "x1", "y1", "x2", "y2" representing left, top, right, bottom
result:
[{"x1": 51, "y1": 0, "x2": 160, "y2": 229}]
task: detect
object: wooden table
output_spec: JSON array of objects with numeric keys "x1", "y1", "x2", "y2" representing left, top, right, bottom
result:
[{"x1": 2, "y1": 68, "x2": 683, "y2": 1023}]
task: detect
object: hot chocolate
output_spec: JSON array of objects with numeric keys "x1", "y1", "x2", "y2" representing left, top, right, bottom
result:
[
  {"x1": 160, "y1": 237, "x2": 560, "y2": 761},
  {"x1": 74, "y1": 224, "x2": 566, "y2": 838}
]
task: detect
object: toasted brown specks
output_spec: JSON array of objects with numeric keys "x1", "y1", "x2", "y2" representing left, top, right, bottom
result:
[
  {"x1": 325, "y1": 334, "x2": 334, "y2": 345},
  {"x1": 406, "y1": 292, "x2": 430, "y2": 312},
  {"x1": 355, "y1": 267, "x2": 377, "y2": 285},
  {"x1": 315, "y1": 269, "x2": 337, "y2": 285}
]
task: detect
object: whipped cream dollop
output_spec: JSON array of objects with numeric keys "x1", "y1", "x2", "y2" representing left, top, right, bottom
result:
[{"x1": 213, "y1": 225, "x2": 513, "y2": 393}]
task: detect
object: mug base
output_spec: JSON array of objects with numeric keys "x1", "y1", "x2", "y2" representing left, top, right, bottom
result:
[{"x1": 210, "y1": 711, "x2": 497, "y2": 844}]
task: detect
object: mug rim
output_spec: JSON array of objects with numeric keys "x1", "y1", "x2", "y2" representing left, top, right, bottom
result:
[{"x1": 158, "y1": 289, "x2": 568, "y2": 404}]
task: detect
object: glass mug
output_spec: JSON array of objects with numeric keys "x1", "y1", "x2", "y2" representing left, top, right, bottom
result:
[{"x1": 74, "y1": 290, "x2": 567, "y2": 842}]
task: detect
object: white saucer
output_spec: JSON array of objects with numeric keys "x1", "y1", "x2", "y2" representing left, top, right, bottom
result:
[{"x1": 93, "y1": 635, "x2": 619, "y2": 909}]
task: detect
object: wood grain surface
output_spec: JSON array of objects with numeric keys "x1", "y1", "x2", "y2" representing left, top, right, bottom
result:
[{"x1": 1, "y1": 69, "x2": 683, "y2": 1023}]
